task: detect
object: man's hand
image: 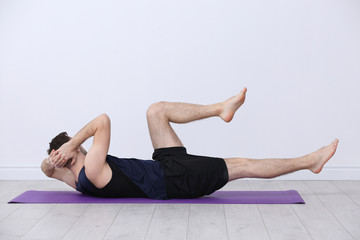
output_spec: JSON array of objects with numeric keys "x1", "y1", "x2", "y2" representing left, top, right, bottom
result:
[
  {"x1": 50, "y1": 142, "x2": 77, "y2": 168},
  {"x1": 46, "y1": 154, "x2": 56, "y2": 168}
]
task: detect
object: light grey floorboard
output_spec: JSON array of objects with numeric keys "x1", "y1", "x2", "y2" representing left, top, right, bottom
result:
[
  {"x1": 249, "y1": 180, "x2": 312, "y2": 240},
  {"x1": 187, "y1": 204, "x2": 228, "y2": 240},
  {"x1": 22, "y1": 204, "x2": 88, "y2": 240},
  {"x1": 332, "y1": 180, "x2": 360, "y2": 206},
  {"x1": 47, "y1": 180, "x2": 75, "y2": 192},
  {"x1": 62, "y1": 204, "x2": 122, "y2": 240},
  {"x1": 219, "y1": 179, "x2": 250, "y2": 191},
  {"x1": 224, "y1": 180, "x2": 270, "y2": 240},
  {"x1": 277, "y1": 180, "x2": 353, "y2": 240},
  {"x1": 103, "y1": 204, "x2": 156, "y2": 240},
  {"x1": 0, "y1": 181, "x2": 29, "y2": 224},
  {"x1": 0, "y1": 181, "x2": 20, "y2": 199},
  {"x1": 305, "y1": 181, "x2": 360, "y2": 239},
  {"x1": 0, "y1": 204, "x2": 55, "y2": 240},
  {"x1": 0, "y1": 193, "x2": 23, "y2": 223},
  {"x1": 225, "y1": 204, "x2": 270, "y2": 240},
  {"x1": 0, "y1": 181, "x2": 53, "y2": 222},
  {"x1": 145, "y1": 204, "x2": 189, "y2": 240}
]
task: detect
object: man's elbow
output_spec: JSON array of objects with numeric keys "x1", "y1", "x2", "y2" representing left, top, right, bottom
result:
[
  {"x1": 41, "y1": 168, "x2": 53, "y2": 178},
  {"x1": 41, "y1": 161, "x2": 54, "y2": 178},
  {"x1": 98, "y1": 113, "x2": 111, "y2": 127}
]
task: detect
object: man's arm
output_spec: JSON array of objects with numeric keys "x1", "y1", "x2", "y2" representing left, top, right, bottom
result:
[
  {"x1": 51, "y1": 113, "x2": 111, "y2": 180},
  {"x1": 41, "y1": 157, "x2": 76, "y2": 189}
]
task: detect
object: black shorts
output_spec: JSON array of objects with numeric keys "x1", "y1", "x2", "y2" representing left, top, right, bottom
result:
[{"x1": 153, "y1": 147, "x2": 229, "y2": 199}]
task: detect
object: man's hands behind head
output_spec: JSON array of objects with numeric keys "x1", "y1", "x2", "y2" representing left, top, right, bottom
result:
[{"x1": 49, "y1": 142, "x2": 77, "y2": 168}]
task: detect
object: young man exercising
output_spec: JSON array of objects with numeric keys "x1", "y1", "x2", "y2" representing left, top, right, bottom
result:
[{"x1": 41, "y1": 88, "x2": 339, "y2": 199}]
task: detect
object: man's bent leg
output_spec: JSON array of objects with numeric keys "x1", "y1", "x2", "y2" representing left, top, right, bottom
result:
[
  {"x1": 147, "y1": 88, "x2": 247, "y2": 149},
  {"x1": 224, "y1": 139, "x2": 339, "y2": 181}
]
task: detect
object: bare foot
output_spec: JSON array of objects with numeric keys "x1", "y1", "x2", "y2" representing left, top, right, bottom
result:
[
  {"x1": 220, "y1": 87, "x2": 247, "y2": 122},
  {"x1": 307, "y1": 139, "x2": 339, "y2": 174}
]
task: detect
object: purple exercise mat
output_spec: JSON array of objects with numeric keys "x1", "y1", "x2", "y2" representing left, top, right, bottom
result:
[{"x1": 8, "y1": 190, "x2": 304, "y2": 204}]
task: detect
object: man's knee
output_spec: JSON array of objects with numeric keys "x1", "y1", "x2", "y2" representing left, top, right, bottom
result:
[{"x1": 146, "y1": 102, "x2": 167, "y2": 120}]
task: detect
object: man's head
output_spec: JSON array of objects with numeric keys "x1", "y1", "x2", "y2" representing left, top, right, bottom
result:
[
  {"x1": 47, "y1": 132, "x2": 74, "y2": 167},
  {"x1": 47, "y1": 132, "x2": 71, "y2": 155},
  {"x1": 47, "y1": 132, "x2": 87, "y2": 168}
]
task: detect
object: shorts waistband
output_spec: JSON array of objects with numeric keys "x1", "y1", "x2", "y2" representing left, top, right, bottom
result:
[{"x1": 152, "y1": 146, "x2": 187, "y2": 159}]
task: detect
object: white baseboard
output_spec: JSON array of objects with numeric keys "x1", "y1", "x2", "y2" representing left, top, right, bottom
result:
[
  {"x1": 0, "y1": 167, "x2": 50, "y2": 180},
  {"x1": 0, "y1": 167, "x2": 359, "y2": 180}
]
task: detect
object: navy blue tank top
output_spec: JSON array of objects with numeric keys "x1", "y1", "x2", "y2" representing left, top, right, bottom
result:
[{"x1": 76, "y1": 154, "x2": 168, "y2": 199}]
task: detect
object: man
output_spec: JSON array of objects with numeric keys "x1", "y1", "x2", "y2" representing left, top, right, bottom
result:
[{"x1": 41, "y1": 88, "x2": 339, "y2": 199}]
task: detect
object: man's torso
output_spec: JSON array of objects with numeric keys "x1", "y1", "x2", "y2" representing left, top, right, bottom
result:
[{"x1": 76, "y1": 155, "x2": 168, "y2": 199}]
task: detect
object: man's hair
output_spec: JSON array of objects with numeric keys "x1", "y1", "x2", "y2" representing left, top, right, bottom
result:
[{"x1": 47, "y1": 132, "x2": 71, "y2": 155}]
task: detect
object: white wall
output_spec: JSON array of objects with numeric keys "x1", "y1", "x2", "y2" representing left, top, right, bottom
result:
[{"x1": 0, "y1": 0, "x2": 359, "y2": 180}]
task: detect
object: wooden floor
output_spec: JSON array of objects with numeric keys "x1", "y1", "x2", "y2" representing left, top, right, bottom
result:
[{"x1": 0, "y1": 180, "x2": 359, "y2": 240}]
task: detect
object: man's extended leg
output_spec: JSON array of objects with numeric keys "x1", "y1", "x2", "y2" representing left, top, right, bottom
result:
[
  {"x1": 224, "y1": 139, "x2": 339, "y2": 180},
  {"x1": 146, "y1": 88, "x2": 247, "y2": 149}
]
